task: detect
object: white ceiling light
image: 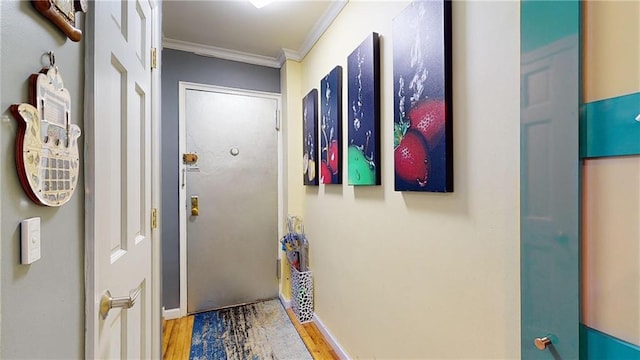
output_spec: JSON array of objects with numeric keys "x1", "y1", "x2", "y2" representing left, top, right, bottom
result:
[{"x1": 250, "y1": 0, "x2": 275, "y2": 8}]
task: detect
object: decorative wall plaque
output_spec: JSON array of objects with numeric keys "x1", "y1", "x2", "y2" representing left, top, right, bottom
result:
[
  {"x1": 11, "y1": 54, "x2": 81, "y2": 206},
  {"x1": 33, "y1": 0, "x2": 88, "y2": 42}
]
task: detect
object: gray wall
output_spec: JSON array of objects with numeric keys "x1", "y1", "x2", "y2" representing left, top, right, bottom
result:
[
  {"x1": 161, "y1": 49, "x2": 281, "y2": 309},
  {"x1": 1, "y1": 1, "x2": 84, "y2": 358}
]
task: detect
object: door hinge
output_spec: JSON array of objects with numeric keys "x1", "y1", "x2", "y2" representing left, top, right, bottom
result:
[
  {"x1": 151, "y1": 208, "x2": 158, "y2": 229},
  {"x1": 276, "y1": 259, "x2": 281, "y2": 280},
  {"x1": 275, "y1": 109, "x2": 280, "y2": 131},
  {"x1": 151, "y1": 48, "x2": 157, "y2": 70}
]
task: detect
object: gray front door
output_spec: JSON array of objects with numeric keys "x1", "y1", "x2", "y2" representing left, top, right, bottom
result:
[{"x1": 185, "y1": 87, "x2": 279, "y2": 314}]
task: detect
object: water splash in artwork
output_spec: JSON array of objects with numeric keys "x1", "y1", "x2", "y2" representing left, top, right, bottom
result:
[
  {"x1": 393, "y1": 0, "x2": 451, "y2": 192},
  {"x1": 320, "y1": 66, "x2": 342, "y2": 184},
  {"x1": 347, "y1": 33, "x2": 380, "y2": 185}
]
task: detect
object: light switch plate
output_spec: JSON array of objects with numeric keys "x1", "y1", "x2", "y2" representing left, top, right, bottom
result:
[{"x1": 21, "y1": 217, "x2": 41, "y2": 264}]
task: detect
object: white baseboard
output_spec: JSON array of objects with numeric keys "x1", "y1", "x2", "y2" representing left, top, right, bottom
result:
[
  {"x1": 279, "y1": 292, "x2": 291, "y2": 309},
  {"x1": 281, "y1": 292, "x2": 349, "y2": 359},
  {"x1": 313, "y1": 313, "x2": 350, "y2": 360},
  {"x1": 163, "y1": 307, "x2": 181, "y2": 320}
]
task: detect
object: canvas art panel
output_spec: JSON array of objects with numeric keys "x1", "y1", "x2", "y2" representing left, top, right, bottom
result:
[
  {"x1": 303, "y1": 89, "x2": 319, "y2": 186},
  {"x1": 320, "y1": 66, "x2": 343, "y2": 184},
  {"x1": 347, "y1": 33, "x2": 381, "y2": 186},
  {"x1": 393, "y1": 0, "x2": 453, "y2": 192}
]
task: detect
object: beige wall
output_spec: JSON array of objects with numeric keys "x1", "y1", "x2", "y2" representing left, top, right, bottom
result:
[
  {"x1": 583, "y1": 0, "x2": 639, "y2": 102},
  {"x1": 282, "y1": 1, "x2": 521, "y2": 358}
]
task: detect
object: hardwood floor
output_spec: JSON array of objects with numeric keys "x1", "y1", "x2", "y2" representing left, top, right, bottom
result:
[
  {"x1": 162, "y1": 315, "x2": 194, "y2": 360},
  {"x1": 162, "y1": 307, "x2": 340, "y2": 360},
  {"x1": 285, "y1": 308, "x2": 340, "y2": 360}
]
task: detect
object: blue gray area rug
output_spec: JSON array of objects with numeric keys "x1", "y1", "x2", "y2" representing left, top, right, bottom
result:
[{"x1": 189, "y1": 299, "x2": 313, "y2": 360}]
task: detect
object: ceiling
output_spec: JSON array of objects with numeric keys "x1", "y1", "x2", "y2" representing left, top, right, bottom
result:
[{"x1": 162, "y1": 0, "x2": 347, "y2": 68}]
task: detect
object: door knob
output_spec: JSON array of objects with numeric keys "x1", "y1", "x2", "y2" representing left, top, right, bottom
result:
[
  {"x1": 534, "y1": 337, "x2": 551, "y2": 350},
  {"x1": 99, "y1": 287, "x2": 141, "y2": 320},
  {"x1": 191, "y1": 196, "x2": 199, "y2": 216}
]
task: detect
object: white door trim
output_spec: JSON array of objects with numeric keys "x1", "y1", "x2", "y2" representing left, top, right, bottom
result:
[{"x1": 178, "y1": 82, "x2": 283, "y2": 317}]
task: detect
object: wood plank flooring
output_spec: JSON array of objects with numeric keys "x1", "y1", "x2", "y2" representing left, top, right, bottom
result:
[
  {"x1": 162, "y1": 307, "x2": 340, "y2": 360},
  {"x1": 285, "y1": 308, "x2": 340, "y2": 360},
  {"x1": 162, "y1": 315, "x2": 194, "y2": 360}
]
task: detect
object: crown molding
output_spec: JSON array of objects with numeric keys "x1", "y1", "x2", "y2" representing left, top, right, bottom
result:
[
  {"x1": 278, "y1": 48, "x2": 302, "y2": 66},
  {"x1": 297, "y1": 0, "x2": 347, "y2": 61},
  {"x1": 163, "y1": 37, "x2": 281, "y2": 68},
  {"x1": 163, "y1": 0, "x2": 347, "y2": 68}
]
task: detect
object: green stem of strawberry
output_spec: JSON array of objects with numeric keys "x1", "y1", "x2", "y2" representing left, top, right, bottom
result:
[{"x1": 394, "y1": 114, "x2": 410, "y2": 149}]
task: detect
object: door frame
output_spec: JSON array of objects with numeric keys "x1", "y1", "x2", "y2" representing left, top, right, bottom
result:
[
  {"x1": 84, "y1": 2, "x2": 162, "y2": 358},
  {"x1": 177, "y1": 82, "x2": 283, "y2": 317}
]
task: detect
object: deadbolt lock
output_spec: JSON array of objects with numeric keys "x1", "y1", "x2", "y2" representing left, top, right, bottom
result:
[
  {"x1": 183, "y1": 152, "x2": 198, "y2": 164},
  {"x1": 191, "y1": 196, "x2": 199, "y2": 216}
]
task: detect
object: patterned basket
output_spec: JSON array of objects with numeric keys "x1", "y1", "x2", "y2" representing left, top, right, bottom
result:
[{"x1": 290, "y1": 263, "x2": 313, "y2": 323}]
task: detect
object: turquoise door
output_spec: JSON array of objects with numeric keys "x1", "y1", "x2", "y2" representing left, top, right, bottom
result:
[{"x1": 520, "y1": 1, "x2": 581, "y2": 358}]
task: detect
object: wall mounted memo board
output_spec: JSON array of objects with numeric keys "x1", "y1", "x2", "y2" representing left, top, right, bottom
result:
[
  {"x1": 33, "y1": 0, "x2": 88, "y2": 42},
  {"x1": 10, "y1": 53, "x2": 81, "y2": 207}
]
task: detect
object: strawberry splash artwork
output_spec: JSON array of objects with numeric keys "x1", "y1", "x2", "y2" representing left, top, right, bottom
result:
[
  {"x1": 347, "y1": 33, "x2": 381, "y2": 186},
  {"x1": 320, "y1": 66, "x2": 343, "y2": 184},
  {"x1": 302, "y1": 89, "x2": 319, "y2": 185},
  {"x1": 393, "y1": 0, "x2": 453, "y2": 192}
]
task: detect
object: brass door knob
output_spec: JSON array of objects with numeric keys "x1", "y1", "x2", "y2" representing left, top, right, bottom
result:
[{"x1": 534, "y1": 337, "x2": 551, "y2": 350}]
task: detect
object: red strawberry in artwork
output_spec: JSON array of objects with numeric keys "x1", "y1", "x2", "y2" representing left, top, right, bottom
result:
[
  {"x1": 407, "y1": 99, "x2": 445, "y2": 148},
  {"x1": 320, "y1": 161, "x2": 332, "y2": 184},
  {"x1": 328, "y1": 140, "x2": 339, "y2": 175},
  {"x1": 394, "y1": 129, "x2": 430, "y2": 186}
]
